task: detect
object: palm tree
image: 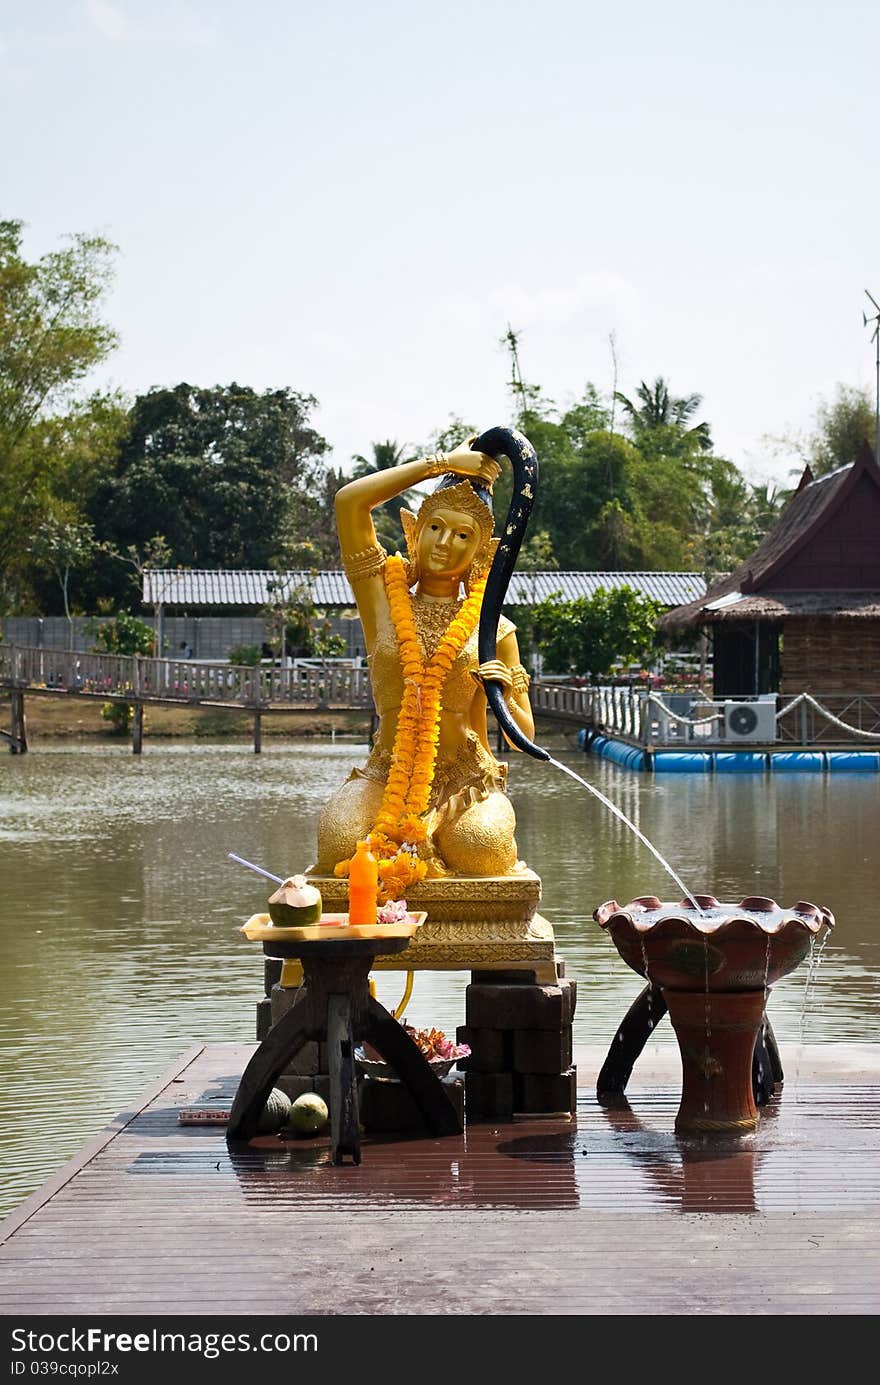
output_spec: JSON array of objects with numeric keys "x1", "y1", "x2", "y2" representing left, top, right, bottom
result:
[
  {"x1": 614, "y1": 377, "x2": 713, "y2": 453},
  {"x1": 349, "y1": 439, "x2": 416, "y2": 552}
]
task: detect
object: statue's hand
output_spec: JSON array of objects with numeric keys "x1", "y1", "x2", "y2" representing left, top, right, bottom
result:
[
  {"x1": 443, "y1": 437, "x2": 502, "y2": 489},
  {"x1": 472, "y1": 659, "x2": 513, "y2": 690}
]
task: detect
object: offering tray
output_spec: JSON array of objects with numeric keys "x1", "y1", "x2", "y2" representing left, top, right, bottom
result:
[
  {"x1": 229, "y1": 910, "x2": 459, "y2": 1162},
  {"x1": 240, "y1": 912, "x2": 426, "y2": 944}
]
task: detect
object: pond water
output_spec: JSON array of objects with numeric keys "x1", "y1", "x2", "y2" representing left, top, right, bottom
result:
[{"x1": 1, "y1": 736, "x2": 878, "y2": 1218}]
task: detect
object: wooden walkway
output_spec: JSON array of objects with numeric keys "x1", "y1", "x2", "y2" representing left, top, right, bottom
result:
[{"x1": 1, "y1": 1042, "x2": 877, "y2": 1315}]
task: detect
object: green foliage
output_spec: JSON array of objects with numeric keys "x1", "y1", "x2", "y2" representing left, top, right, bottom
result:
[
  {"x1": 614, "y1": 377, "x2": 713, "y2": 453},
  {"x1": 28, "y1": 516, "x2": 102, "y2": 644},
  {"x1": 0, "y1": 220, "x2": 120, "y2": 610},
  {"x1": 90, "y1": 612, "x2": 154, "y2": 657},
  {"x1": 803, "y1": 385, "x2": 874, "y2": 476},
  {"x1": 515, "y1": 529, "x2": 559, "y2": 572},
  {"x1": 530, "y1": 586, "x2": 661, "y2": 678},
  {"x1": 263, "y1": 574, "x2": 346, "y2": 659},
  {"x1": 91, "y1": 614, "x2": 154, "y2": 734},
  {"x1": 227, "y1": 644, "x2": 261, "y2": 667},
  {"x1": 100, "y1": 701, "x2": 133, "y2": 735},
  {"x1": 765, "y1": 383, "x2": 874, "y2": 483},
  {"x1": 311, "y1": 623, "x2": 346, "y2": 657},
  {"x1": 349, "y1": 439, "x2": 416, "y2": 553},
  {"x1": 85, "y1": 384, "x2": 333, "y2": 604}
]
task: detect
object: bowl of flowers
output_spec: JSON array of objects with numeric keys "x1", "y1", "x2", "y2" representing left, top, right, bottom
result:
[{"x1": 356, "y1": 1025, "x2": 471, "y2": 1080}]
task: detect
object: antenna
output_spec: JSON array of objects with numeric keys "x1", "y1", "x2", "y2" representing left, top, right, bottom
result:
[{"x1": 865, "y1": 289, "x2": 880, "y2": 458}]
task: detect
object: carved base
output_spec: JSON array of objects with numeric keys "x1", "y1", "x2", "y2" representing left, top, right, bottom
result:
[
  {"x1": 307, "y1": 869, "x2": 542, "y2": 924},
  {"x1": 305, "y1": 871, "x2": 555, "y2": 981}
]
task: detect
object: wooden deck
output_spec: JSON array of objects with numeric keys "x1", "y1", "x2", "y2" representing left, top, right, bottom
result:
[{"x1": 1, "y1": 1042, "x2": 878, "y2": 1316}]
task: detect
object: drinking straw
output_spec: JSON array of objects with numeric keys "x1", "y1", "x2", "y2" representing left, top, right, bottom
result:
[{"x1": 227, "y1": 852, "x2": 284, "y2": 885}]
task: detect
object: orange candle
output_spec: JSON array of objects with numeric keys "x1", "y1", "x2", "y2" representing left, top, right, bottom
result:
[{"x1": 348, "y1": 839, "x2": 378, "y2": 925}]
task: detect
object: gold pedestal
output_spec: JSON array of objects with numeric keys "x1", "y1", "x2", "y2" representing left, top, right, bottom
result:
[{"x1": 306, "y1": 869, "x2": 557, "y2": 983}]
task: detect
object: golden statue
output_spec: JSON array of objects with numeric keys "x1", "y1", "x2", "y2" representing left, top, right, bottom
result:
[{"x1": 314, "y1": 436, "x2": 537, "y2": 898}]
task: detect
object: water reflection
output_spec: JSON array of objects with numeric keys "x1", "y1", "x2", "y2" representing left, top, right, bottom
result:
[
  {"x1": 1, "y1": 738, "x2": 877, "y2": 1217},
  {"x1": 594, "y1": 1095, "x2": 771, "y2": 1213}
]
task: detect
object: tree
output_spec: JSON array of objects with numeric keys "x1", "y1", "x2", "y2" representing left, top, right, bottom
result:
[
  {"x1": 87, "y1": 384, "x2": 332, "y2": 597},
  {"x1": 791, "y1": 384, "x2": 873, "y2": 477},
  {"x1": 90, "y1": 612, "x2": 154, "y2": 657},
  {"x1": 349, "y1": 439, "x2": 417, "y2": 553},
  {"x1": 531, "y1": 586, "x2": 661, "y2": 678},
  {"x1": 89, "y1": 613, "x2": 154, "y2": 734},
  {"x1": 698, "y1": 467, "x2": 790, "y2": 582},
  {"x1": 614, "y1": 376, "x2": 713, "y2": 453},
  {"x1": 263, "y1": 573, "x2": 344, "y2": 660},
  {"x1": 28, "y1": 516, "x2": 102, "y2": 648},
  {"x1": 0, "y1": 220, "x2": 119, "y2": 608}
]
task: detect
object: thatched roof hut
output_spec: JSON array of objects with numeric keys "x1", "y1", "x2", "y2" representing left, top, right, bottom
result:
[{"x1": 659, "y1": 442, "x2": 880, "y2": 696}]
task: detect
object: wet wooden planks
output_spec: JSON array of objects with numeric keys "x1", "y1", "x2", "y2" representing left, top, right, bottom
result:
[{"x1": 1, "y1": 1042, "x2": 878, "y2": 1316}]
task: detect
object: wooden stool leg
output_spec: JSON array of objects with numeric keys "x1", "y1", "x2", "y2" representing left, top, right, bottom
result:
[
  {"x1": 227, "y1": 988, "x2": 312, "y2": 1142},
  {"x1": 764, "y1": 1015, "x2": 784, "y2": 1085},
  {"x1": 752, "y1": 1017, "x2": 774, "y2": 1107},
  {"x1": 597, "y1": 983, "x2": 667, "y2": 1098},
  {"x1": 327, "y1": 992, "x2": 360, "y2": 1165}
]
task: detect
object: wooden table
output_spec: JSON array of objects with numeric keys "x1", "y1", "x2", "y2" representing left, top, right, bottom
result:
[{"x1": 227, "y1": 922, "x2": 463, "y2": 1164}]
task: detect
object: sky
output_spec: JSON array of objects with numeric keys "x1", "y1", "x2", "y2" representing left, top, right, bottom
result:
[{"x1": 3, "y1": 0, "x2": 879, "y2": 486}]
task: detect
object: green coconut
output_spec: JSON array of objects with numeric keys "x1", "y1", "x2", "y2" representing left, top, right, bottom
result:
[
  {"x1": 287, "y1": 1093, "x2": 329, "y2": 1136},
  {"x1": 256, "y1": 1087, "x2": 292, "y2": 1134},
  {"x1": 268, "y1": 873, "x2": 322, "y2": 927}
]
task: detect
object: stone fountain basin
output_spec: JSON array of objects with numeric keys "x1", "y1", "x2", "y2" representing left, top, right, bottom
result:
[{"x1": 593, "y1": 895, "x2": 834, "y2": 992}]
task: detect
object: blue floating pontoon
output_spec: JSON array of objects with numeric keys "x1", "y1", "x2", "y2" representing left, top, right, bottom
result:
[
  {"x1": 577, "y1": 729, "x2": 880, "y2": 774},
  {"x1": 651, "y1": 752, "x2": 710, "y2": 773},
  {"x1": 825, "y1": 751, "x2": 880, "y2": 772},
  {"x1": 769, "y1": 752, "x2": 826, "y2": 772}
]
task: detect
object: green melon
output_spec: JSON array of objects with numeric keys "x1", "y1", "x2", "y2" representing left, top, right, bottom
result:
[
  {"x1": 287, "y1": 1093, "x2": 329, "y2": 1136},
  {"x1": 256, "y1": 1087, "x2": 292, "y2": 1134},
  {"x1": 268, "y1": 874, "x2": 322, "y2": 927}
]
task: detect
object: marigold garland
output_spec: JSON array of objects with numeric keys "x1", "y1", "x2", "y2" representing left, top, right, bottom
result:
[{"x1": 334, "y1": 554, "x2": 488, "y2": 902}]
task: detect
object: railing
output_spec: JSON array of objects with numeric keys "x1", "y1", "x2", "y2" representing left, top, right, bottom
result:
[
  {"x1": 0, "y1": 645, "x2": 374, "y2": 709},
  {"x1": 530, "y1": 681, "x2": 596, "y2": 724},
  {"x1": 775, "y1": 693, "x2": 880, "y2": 744},
  {"x1": 572, "y1": 682, "x2": 880, "y2": 747},
  {"x1": 5, "y1": 643, "x2": 878, "y2": 745}
]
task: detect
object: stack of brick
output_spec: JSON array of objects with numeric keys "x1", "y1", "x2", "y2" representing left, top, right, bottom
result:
[
  {"x1": 457, "y1": 964, "x2": 577, "y2": 1121},
  {"x1": 255, "y1": 958, "x2": 577, "y2": 1128}
]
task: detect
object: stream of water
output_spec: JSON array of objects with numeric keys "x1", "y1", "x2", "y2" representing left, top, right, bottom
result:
[{"x1": 548, "y1": 755, "x2": 703, "y2": 910}]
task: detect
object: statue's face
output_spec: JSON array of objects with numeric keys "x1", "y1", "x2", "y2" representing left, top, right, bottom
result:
[{"x1": 417, "y1": 505, "x2": 483, "y2": 580}]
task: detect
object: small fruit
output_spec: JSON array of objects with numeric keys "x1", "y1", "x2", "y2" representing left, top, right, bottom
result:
[
  {"x1": 256, "y1": 1087, "x2": 291, "y2": 1133},
  {"x1": 287, "y1": 1092, "x2": 329, "y2": 1136},
  {"x1": 268, "y1": 874, "x2": 322, "y2": 927}
]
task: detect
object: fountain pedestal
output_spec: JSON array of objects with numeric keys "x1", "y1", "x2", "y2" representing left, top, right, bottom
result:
[
  {"x1": 595, "y1": 895, "x2": 834, "y2": 1136},
  {"x1": 664, "y1": 988, "x2": 768, "y2": 1133}
]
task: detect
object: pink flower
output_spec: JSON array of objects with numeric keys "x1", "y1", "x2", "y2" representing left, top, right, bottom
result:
[{"x1": 377, "y1": 898, "x2": 409, "y2": 925}]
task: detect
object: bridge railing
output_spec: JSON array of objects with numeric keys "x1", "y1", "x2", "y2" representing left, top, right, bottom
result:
[{"x1": 0, "y1": 645, "x2": 374, "y2": 708}]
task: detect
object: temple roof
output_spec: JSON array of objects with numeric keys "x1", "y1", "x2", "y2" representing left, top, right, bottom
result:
[
  {"x1": 661, "y1": 442, "x2": 880, "y2": 628},
  {"x1": 142, "y1": 567, "x2": 706, "y2": 610}
]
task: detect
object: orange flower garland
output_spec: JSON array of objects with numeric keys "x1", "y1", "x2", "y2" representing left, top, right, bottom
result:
[{"x1": 334, "y1": 553, "x2": 487, "y2": 902}]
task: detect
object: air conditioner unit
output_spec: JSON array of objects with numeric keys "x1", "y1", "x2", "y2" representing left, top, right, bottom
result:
[{"x1": 723, "y1": 700, "x2": 776, "y2": 742}]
